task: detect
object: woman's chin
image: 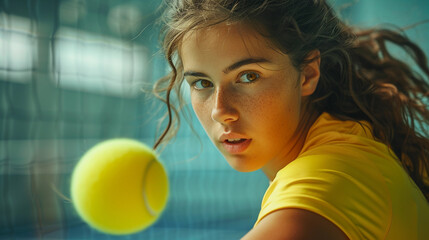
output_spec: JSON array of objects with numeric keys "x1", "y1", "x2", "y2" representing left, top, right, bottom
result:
[{"x1": 225, "y1": 157, "x2": 260, "y2": 173}]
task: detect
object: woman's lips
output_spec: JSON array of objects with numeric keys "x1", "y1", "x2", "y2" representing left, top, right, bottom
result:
[{"x1": 221, "y1": 139, "x2": 252, "y2": 154}]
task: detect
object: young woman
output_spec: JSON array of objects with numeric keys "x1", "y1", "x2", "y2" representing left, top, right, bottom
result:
[{"x1": 153, "y1": 0, "x2": 429, "y2": 239}]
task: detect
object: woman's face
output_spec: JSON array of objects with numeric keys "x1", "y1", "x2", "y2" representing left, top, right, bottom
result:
[{"x1": 180, "y1": 23, "x2": 317, "y2": 176}]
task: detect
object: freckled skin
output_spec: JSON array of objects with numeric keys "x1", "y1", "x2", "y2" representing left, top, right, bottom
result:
[{"x1": 180, "y1": 23, "x2": 317, "y2": 179}]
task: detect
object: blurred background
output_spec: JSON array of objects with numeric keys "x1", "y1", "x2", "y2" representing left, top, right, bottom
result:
[{"x1": 0, "y1": 0, "x2": 428, "y2": 239}]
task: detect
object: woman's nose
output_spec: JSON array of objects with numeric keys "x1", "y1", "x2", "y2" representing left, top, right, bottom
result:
[{"x1": 210, "y1": 87, "x2": 239, "y2": 124}]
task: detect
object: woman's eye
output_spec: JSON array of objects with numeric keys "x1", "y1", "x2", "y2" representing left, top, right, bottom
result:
[
  {"x1": 193, "y1": 79, "x2": 213, "y2": 89},
  {"x1": 239, "y1": 72, "x2": 260, "y2": 83}
]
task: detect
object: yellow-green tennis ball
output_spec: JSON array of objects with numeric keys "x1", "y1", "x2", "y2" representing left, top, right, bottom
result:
[{"x1": 70, "y1": 139, "x2": 169, "y2": 235}]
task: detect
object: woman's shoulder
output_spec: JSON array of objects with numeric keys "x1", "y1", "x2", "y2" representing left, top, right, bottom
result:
[
  {"x1": 300, "y1": 112, "x2": 379, "y2": 153},
  {"x1": 259, "y1": 152, "x2": 392, "y2": 239},
  {"x1": 299, "y1": 112, "x2": 399, "y2": 166}
]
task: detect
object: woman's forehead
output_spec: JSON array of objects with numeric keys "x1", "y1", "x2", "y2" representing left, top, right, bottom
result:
[
  {"x1": 180, "y1": 22, "x2": 285, "y2": 61},
  {"x1": 179, "y1": 22, "x2": 293, "y2": 76}
]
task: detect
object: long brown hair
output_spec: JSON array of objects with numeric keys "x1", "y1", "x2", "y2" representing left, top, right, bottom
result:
[{"x1": 153, "y1": 0, "x2": 429, "y2": 200}]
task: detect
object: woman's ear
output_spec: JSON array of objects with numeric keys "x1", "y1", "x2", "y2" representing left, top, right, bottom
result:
[{"x1": 301, "y1": 50, "x2": 321, "y2": 96}]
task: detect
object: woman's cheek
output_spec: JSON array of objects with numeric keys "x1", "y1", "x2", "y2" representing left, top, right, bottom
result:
[{"x1": 191, "y1": 94, "x2": 210, "y2": 124}]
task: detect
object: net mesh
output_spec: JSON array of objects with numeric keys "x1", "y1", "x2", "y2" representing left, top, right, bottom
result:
[
  {"x1": 1, "y1": 0, "x2": 428, "y2": 239},
  {"x1": 0, "y1": 0, "x2": 267, "y2": 239}
]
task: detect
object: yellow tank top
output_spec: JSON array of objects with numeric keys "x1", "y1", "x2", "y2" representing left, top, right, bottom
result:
[{"x1": 256, "y1": 113, "x2": 429, "y2": 239}]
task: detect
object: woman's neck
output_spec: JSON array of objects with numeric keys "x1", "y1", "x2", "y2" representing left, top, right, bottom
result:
[{"x1": 262, "y1": 105, "x2": 321, "y2": 181}]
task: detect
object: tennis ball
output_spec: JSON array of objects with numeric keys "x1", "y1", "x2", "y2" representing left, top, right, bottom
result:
[{"x1": 70, "y1": 139, "x2": 169, "y2": 235}]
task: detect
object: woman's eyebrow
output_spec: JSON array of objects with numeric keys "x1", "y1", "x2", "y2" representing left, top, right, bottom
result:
[
  {"x1": 223, "y1": 57, "x2": 270, "y2": 74},
  {"x1": 183, "y1": 71, "x2": 208, "y2": 78},
  {"x1": 183, "y1": 57, "x2": 270, "y2": 78}
]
